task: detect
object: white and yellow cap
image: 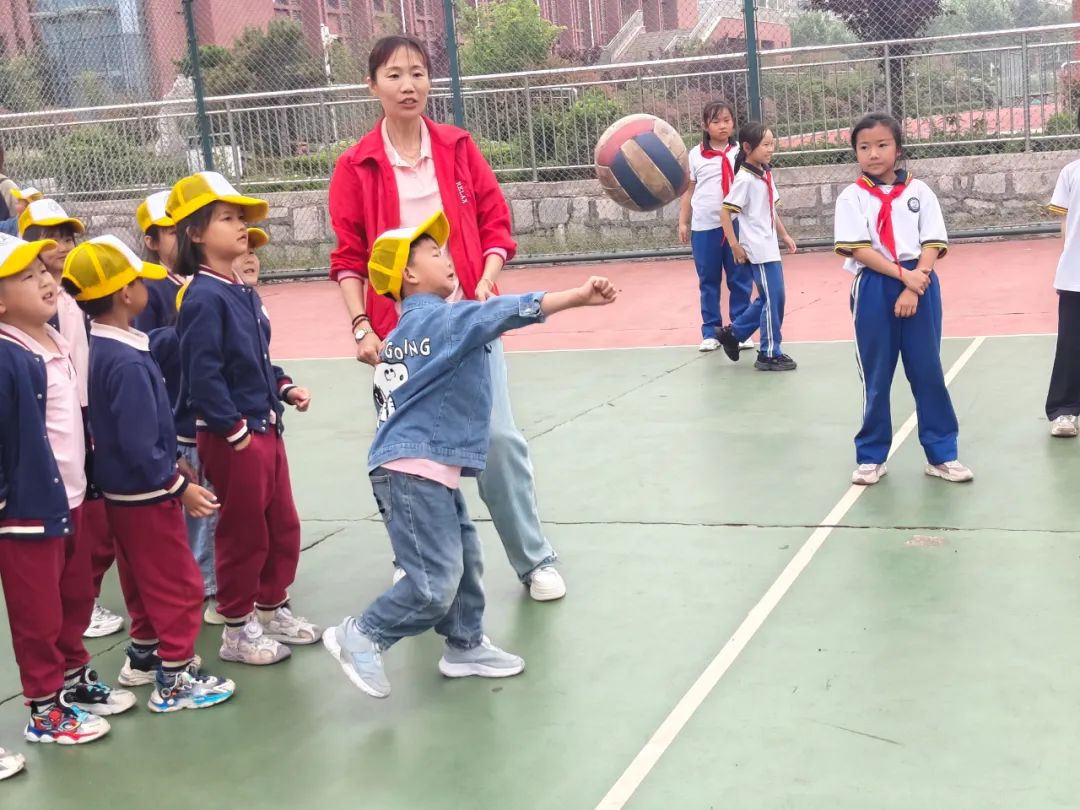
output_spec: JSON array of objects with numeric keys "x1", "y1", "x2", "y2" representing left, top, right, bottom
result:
[
  {"x1": 62, "y1": 235, "x2": 166, "y2": 302},
  {"x1": 368, "y1": 210, "x2": 450, "y2": 300},
  {"x1": 0, "y1": 233, "x2": 57, "y2": 280},
  {"x1": 247, "y1": 227, "x2": 269, "y2": 250},
  {"x1": 19, "y1": 198, "x2": 85, "y2": 237},
  {"x1": 11, "y1": 186, "x2": 43, "y2": 203},
  {"x1": 136, "y1": 190, "x2": 175, "y2": 234},
  {"x1": 167, "y1": 171, "x2": 268, "y2": 225}
]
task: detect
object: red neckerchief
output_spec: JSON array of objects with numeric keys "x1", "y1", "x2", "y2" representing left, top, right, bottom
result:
[
  {"x1": 701, "y1": 143, "x2": 735, "y2": 195},
  {"x1": 858, "y1": 171, "x2": 909, "y2": 261}
]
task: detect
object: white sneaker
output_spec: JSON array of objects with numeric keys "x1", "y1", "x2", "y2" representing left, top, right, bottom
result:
[
  {"x1": 258, "y1": 606, "x2": 321, "y2": 646},
  {"x1": 698, "y1": 338, "x2": 721, "y2": 352},
  {"x1": 925, "y1": 460, "x2": 974, "y2": 483},
  {"x1": 852, "y1": 463, "x2": 887, "y2": 486},
  {"x1": 438, "y1": 637, "x2": 525, "y2": 679},
  {"x1": 739, "y1": 338, "x2": 755, "y2": 351},
  {"x1": 83, "y1": 603, "x2": 124, "y2": 639},
  {"x1": 203, "y1": 604, "x2": 225, "y2": 626},
  {"x1": 392, "y1": 567, "x2": 407, "y2": 585},
  {"x1": 1051, "y1": 414, "x2": 1079, "y2": 438},
  {"x1": 528, "y1": 566, "x2": 566, "y2": 602},
  {"x1": 219, "y1": 617, "x2": 291, "y2": 665},
  {"x1": 0, "y1": 747, "x2": 25, "y2": 781}
]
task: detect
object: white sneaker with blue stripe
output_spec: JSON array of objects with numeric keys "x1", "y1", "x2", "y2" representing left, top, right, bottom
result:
[
  {"x1": 148, "y1": 664, "x2": 235, "y2": 713},
  {"x1": 322, "y1": 619, "x2": 391, "y2": 698}
]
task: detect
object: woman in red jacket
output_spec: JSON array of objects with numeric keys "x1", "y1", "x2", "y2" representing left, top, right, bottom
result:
[{"x1": 328, "y1": 35, "x2": 565, "y2": 602}]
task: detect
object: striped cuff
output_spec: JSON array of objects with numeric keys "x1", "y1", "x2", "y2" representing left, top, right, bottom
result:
[
  {"x1": 177, "y1": 434, "x2": 196, "y2": 447},
  {"x1": 835, "y1": 241, "x2": 872, "y2": 257},
  {"x1": 102, "y1": 471, "x2": 188, "y2": 505},
  {"x1": 722, "y1": 203, "x2": 742, "y2": 213},
  {"x1": 922, "y1": 241, "x2": 948, "y2": 258},
  {"x1": 225, "y1": 419, "x2": 249, "y2": 447},
  {"x1": 278, "y1": 378, "x2": 297, "y2": 402}
]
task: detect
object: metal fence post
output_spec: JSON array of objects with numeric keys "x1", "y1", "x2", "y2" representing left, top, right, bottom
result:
[
  {"x1": 523, "y1": 75, "x2": 538, "y2": 182},
  {"x1": 883, "y1": 42, "x2": 892, "y2": 114},
  {"x1": 743, "y1": 0, "x2": 762, "y2": 120},
  {"x1": 442, "y1": 0, "x2": 466, "y2": 128},
  {"x1": 182, "y1": 0, "x2": 214, "y2": 171},
  {"x1": 225, "y1": 100, "x2": 241, "y2": 178},
  {"x1": 1021, "y1": 32, "x2": 1032, "y2": 153}
]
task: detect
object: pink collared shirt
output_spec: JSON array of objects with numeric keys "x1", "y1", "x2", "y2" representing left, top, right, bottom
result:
[{"x1": 3, "y1": 323, "x2": 87, "y2": 508}]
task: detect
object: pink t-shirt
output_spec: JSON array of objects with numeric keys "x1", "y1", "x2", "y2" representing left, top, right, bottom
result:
[{"x1": 3, "y1": 323, "x2": 87, "y2": 508}]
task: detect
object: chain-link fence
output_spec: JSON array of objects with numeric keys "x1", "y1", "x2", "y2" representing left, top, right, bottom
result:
[{"x1": 0, "y1": 1, "x2": 1078, "y2": 272}]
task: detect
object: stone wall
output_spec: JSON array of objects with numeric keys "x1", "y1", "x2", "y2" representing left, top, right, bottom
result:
[{"x1": 70, "y1": 150, "x2": 1071, "y2": 274}]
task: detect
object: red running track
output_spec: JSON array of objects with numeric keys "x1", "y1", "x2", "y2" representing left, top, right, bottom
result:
[{"x1": 261, "y1": 237, "x2": 1060, "y2": 359}]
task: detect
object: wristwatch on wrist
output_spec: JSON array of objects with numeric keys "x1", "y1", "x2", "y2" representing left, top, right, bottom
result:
[{"x1": 354, "y1": 327, "x2": 369, "y2": 343}]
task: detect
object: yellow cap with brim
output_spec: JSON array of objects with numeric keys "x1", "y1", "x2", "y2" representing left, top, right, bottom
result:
[
  {"x1": 247, "y1": 227, "x2": 269, "y2": 250},
  {"x1": 368, "y1": 210, "x2": 451, "y2": 301},
  {"x1": 167, "y1": 171, "x2": 268, "y2": 225},
  {"x1": 0, "y1": 233, "x2": 57, "y2": 280},
  {"x1": 62, "y1": 235, "x2": 167, "y2": 302},
  {"x1": 19, "y1": 198, "x2": 85, "y2": 237},
  {"x1": 137, "y1": 190, "x2": 175, "y2": 234},
  {"x1": 11, "y1": 186, "x2": 43, "y2": 203}
]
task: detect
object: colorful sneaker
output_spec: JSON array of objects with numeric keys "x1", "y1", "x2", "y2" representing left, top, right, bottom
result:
[
  {"x1": 527, "y1": 566, "x2": 566, "y2": 602},
  {"x1": 83, "y1": 603, "x2": 124, "y2": 639},
  {"x1": 118, "y1": 645, "x2": 203, "y2": 688},
  {"x1": 715, "y1": 325, "x2": 741, "y2": 361},
  {"x1": 925, "y1": 460, "x2": 974, "y2": 483},
  {"x1": 148, "y1": 663, "x2": 235, "y2": 713},
  {"x1": 258, "y1": 606, "x2": 321, "y2": 646},
  {"x1": 1051, "y1": 414, "x2": 1079, "y2": 438},
  {"x1": 203, "y1": 603, "x2": 225, "y2": 626},
  {"x1": 219, "y1": 618, "x2": 291, "y2": 666},
  {"x1": 322, "y1": 619, "x2": 391, "y2": 698},
  {"x1": 0, "y1": 747, "x2": 25, "y2": 781},
  {"x1": 63, "y1": 668, "x2": 137, "y2": 717},
  {"x1": 852, "y1": 463, "x2": 887, "y2": 486},
  {"x1": 754, "y1": 353, "x2": 797, "y2": 371},
  {"x1": 25, "y1": 699, "x2": 110, "y2": 745},
  {"x1": 438, "y1": 638, "x2": 525, "y2": 679},
  {"x1": 698, "y1": 337, "x2": 721, "y2": 353}
]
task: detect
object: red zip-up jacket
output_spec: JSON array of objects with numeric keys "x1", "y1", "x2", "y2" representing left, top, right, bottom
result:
[{"x1": 328, "y1": 116, "x2": 517, "y2": 339}]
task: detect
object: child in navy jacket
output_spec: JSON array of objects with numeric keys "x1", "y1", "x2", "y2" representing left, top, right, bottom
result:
[
  {"x1": 169, "y1": 172, "x2": 319, "y2": 667},
  {"x1": 61, "y1": 235, "x2": 235, "y2": 713},
  {"x1": 322, "y1": 212, "x2": 616, "y2": 699},
  {"x1": 0, "y1": 233, "x2": 132, "y2": 746}
]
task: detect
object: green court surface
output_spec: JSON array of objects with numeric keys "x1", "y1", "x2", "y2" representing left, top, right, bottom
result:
[{"x1": 2, "y1": 335, "x2": 1078, "y2": 809}]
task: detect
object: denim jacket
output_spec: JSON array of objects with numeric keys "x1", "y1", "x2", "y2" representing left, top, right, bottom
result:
[{"x1": 367, "y1": 292, "x2": 545, "y2": 472}]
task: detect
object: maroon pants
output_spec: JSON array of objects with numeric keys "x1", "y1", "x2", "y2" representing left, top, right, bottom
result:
[
  {"x1": 84, "y1": 498, "x2": 117, "y2": 597},
  {"x1": 198, "y1": 430, "x2": 301, "y2": 621},
  {"x1": 106, "y1": 500, "x2": 203, "y2": 662},
  {"x1": 0, "y1": 504, "x2": 93, "y2": 699}
]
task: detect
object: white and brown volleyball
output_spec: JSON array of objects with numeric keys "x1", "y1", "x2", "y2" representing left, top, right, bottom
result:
[{"x1": 594, "y1": 114, "x2": 689, "y2": 212}]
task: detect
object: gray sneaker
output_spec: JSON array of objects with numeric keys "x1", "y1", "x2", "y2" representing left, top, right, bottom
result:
[
  {"x1": 322, "y1": 619, "x2": 391, "y2": 698},
  {"x1": 438, "y1": 638, "x2": 525, "y2": 679}
]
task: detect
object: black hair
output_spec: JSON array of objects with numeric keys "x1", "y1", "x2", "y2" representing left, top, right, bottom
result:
[
  {"x1": 173, "y1": 205, "x2": 215, "y2": 278},
  {"x1": 701, "y1": 99, "x2": 737, "y2": 150},
  {"x1": 733, "y1": 121, "x2": 769, "y2": 174},
  {"x1": 850, "y1": 112, "x2": 905, "y2": 159},
  {"x1": 407, "y1": 233, "x2": 437, "y2": 265},
  {"x1": 24, "y1": 223, "x2": 77, "y2": 242},
  {"x1": 368, "y1": 35, "x2": 432, "y2": 81},
  {"x1": 61, "y1": 277, "x2": 115, "y2": 317},
  {"x1": 143, "y1": 224, "x2": 162, "y2": 264}
]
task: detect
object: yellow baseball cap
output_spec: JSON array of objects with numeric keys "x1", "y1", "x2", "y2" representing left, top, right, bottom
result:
[
  {"x1": 11, "y1": 186, "x2": 43, "y2": 203},
  {"x1": 166, "y1": 171, "x2": 268, "y2": 225},
  {"x1": 62, "y1": 235, "x2": 167, "y2": 302},
  {"x1": 19, "y1": 198, "x2": 85, "y2": 237},
  {"x1": 136, "y1": 190, "x2": 175, "y2": 234},
  {"x1": 368, "y1": 211, "x2": 451, "y2": 300},
  {"x1": 0, "y1": 233, "x2": 57, "y2": 280},
  {"x1": 247, "y1": 227, "x2": 269, "y2": 250}
]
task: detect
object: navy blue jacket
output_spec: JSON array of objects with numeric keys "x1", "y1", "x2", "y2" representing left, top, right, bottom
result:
[
  {"x1": 148, "y1": 326, "x2": 196, "y2": 446},
  {"x1": 0, "y1": 329, "x2": 73, "y2": 540},
  {"x1": 177, "y1": 269, "x2": 296, "y2": 446},
  {"x1": 87, "y1": 324, "x2": 187, "y2": 505},
  {"x1": 133, "y1": 275, "x2": 184, "y2": 334}
]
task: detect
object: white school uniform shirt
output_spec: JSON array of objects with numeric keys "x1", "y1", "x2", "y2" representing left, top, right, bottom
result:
[
  {"x1": 688, "y1": 143, "x2": 737, "y2": 231},
  {"x1": 1048, "y1": 158, "x2": 1080, "y2": 292},
  {"x1": 833, "y1": 173, "x2": 949, "y2": 275},
  {"x1": 722, "y1": 164, "x2": 781, "y2": 264}
]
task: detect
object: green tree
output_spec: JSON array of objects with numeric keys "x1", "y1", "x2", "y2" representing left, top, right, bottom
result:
[
  {"x1": 0, "y1": 51, "x2": 51, "y2": 112},
  {"x1": 457, "y1": 0, "x2": 563, "y2": 75},
  {"x1": 789, "y1": 10, "x2": 858, "y2": 47}
]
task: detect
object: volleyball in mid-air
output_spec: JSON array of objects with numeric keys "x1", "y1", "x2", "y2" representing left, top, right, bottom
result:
[{"x1": 594, "y1": 114, "x2": 690, "y2": 212}]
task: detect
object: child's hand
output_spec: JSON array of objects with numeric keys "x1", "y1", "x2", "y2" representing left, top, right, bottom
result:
[
  {"x1": 234, "y1": 434, "x2": 252, "y2": 452},
  {"x1": 894, "y1": 289, "x2": 919, "y2": 319},
  {"x1": 181, "y1": 483, "x2": 220, "y2": 518},
  {"x1": 902, "y1": 267, "x2": 930, "y2": 295},
  {"x1": 732, "y1": 244, "x2": 749, "y2": 265},
  {"x1": 783, "y1": 234, "x2": 797, "y2": 254},
  {"x1": 577, "y1": 277, "x2": 617, "y2": 307},
  {"x1": 177, "y1": 456, "x2": 199, "y2": 485},
  {"x1": 678, "y1": 222, "x2": 689, "y2": 244},
  {"x1": 287, "y1": 387, "x2": 312, "y2": 412}
]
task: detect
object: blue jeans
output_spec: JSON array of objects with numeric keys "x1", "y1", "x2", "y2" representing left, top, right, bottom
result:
[
  {"x1": 691, "y1": 226, "x2": 754, "y2": 338},
  {"x1": 731, "y1": 261, "x2": 786, "y2": 357},
  {"x1": 851, "y1": 266, "x2": 958, "y2": 465},
  {"x1": 476, "y1": 339, "x2": 557, "y2": 581},
  {"x1": 180, "y1": 444, "x2": 217, "y2": 598},
  {"x1": 361, "y1": 470, "x2": 485, "y2": 651}
]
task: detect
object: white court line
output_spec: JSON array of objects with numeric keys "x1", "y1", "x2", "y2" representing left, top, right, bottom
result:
[
  {"x1": 276, "y1": 331, "x2": 1036, "y2": 364},
  {"x1": 595, "y1": 335, "x2": 987, "y2": 810}
]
